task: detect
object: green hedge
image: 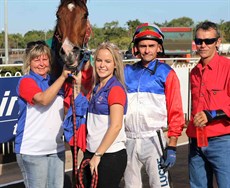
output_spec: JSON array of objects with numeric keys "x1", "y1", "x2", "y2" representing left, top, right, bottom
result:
[{"x1": 0, "y1": 66, "x2": 23, "y2": 77}]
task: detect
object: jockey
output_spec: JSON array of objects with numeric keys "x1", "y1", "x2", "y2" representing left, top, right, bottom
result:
[{"x1": 123, "y1": 23, "x2": 185, "y2": 188}]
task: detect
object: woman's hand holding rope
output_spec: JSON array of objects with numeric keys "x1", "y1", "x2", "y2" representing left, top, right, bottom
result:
[{"x1": 89, "y1": 155, "x2": 101, "y2": 175}]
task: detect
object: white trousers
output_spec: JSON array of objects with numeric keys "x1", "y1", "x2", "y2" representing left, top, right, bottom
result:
[{"x1": 124, "y1": 131, "x2": 171, "y2": 188}]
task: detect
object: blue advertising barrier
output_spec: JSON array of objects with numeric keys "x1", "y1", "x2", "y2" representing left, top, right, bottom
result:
[{"x1": 0, "y1": 77, "x2": 21, "y2": 143}]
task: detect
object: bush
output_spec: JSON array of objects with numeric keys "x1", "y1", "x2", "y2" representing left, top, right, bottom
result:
[{"x1": 0, "y1": 66, "x2": 23, "y2": 77}]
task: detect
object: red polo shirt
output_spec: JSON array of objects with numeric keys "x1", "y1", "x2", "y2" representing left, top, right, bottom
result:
[{"x1": 186, "y1": 52, "x2": 230, "y2": 138}]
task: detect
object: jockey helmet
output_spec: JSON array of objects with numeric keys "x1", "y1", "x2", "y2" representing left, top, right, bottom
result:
[{"x1": 132, "y1": 23, "x2": 164, "y2": 45}]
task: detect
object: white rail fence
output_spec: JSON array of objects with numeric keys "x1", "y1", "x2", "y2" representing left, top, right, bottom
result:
[{"x1": 0, "y1": 58, "x2": 199, "y2": 156}]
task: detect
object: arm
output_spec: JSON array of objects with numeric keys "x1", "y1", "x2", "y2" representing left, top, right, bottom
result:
[
  {"x1": 160, "y1": 70, "x2": 185, "y2": 171},
  {"x1": 165, "y1": 70, "x2": 185, "y2": 146},
  {"x1": 89, "y1": 104, "x2": 124, "y2": 174},
  {"x1": 194, "y1": 80, "x2": 230, "y2": 127},
  {"x1": 33, "y1": 66, "x2": 71, "y2": 106},
  {"x1": 193, "y1": 110, "x2": 230, "y2": 127},
  {"x1": 89, "y1": 86, "x2": 126, "y2": 174}
]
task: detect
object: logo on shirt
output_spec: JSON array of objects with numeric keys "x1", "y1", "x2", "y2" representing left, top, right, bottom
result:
[{"x1": 96, "y1": 95, "x2": 104, "y2": 104}]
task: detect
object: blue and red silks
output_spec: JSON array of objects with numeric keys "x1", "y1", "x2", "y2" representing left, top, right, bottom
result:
[{"x1": 62, "y1": 93, "x2": 88, "y2": 152}]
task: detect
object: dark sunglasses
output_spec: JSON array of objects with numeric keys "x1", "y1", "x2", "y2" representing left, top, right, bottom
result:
[
  {"x1": 26, "y1": 40, "x2": 47, "y2": 49},
  {"x1": 194, "y1": 38, "x2": 218, "y2": 45}
]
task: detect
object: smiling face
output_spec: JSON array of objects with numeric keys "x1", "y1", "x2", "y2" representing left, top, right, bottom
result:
[
  {"x1": 195, "y1": 28, "x2": 221, "y2": 64},
  {"x1": 30, "y1": 54, "x2": 50, "y2": 78},
  {"x1": 95, "y1": 49, "x2": 116, "y2": 84},
  {"x1": 136, "y1": 39, "x2": 161, "y2": 66}
]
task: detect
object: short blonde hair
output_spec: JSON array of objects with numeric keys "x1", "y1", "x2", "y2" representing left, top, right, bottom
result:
[
  {"x1": 22, "y1": 41, "x2": 52, "y2": 74},
  {"x1": 93, "y1": 42, "x2": 125, "y2": 88}
]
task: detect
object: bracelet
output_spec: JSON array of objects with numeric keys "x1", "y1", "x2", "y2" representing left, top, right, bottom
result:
[{"x1": 94, "y1": 152, "x2": 103, "y2": 157}]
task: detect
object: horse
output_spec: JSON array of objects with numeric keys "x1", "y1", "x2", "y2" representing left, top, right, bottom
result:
[
  {"x1": 51, "y1": 0, "x2": 93, "y2": 108},
  {"x1": 50, "y1": 0, "x2": 93, "y2": 187},
  {"x1": 51, "y1": 0, "x2": 92, "y2": 80}
]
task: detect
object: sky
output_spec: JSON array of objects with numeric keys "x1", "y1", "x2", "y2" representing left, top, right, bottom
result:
[{"x1": 0, "y1": 0, "x2": 229, "y2": 35}]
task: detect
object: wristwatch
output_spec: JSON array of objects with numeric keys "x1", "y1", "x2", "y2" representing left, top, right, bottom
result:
[{"x1": 94, "y1": 152, "x2": 103, "y2": 157}]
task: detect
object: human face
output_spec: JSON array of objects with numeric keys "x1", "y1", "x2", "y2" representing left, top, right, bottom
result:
[
  {"x1": 95, "y1": 49, "x2": 115, "y2": 83},
  {"x1": 136, "y1": 40, "x2": 161, "y2": 66},
  {"x1": 30, "y1": 54, "x2": 50, "y2": 78},
  {"x1": 195, "y1": 28, "x2": 221, "y2": 63}
]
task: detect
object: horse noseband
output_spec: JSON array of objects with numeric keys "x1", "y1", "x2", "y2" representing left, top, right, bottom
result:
[
  {"x1": 62, "y1": 47, "x2": 91, "y2": 74},
  {"x1": 59, "y1": 46, "x2": 80, "y2": 69},
  {"x1": 75, "y1": 49, "x2": 91, "y2": 73}
]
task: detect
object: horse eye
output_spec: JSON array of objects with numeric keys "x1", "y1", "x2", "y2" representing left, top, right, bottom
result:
[{"x1": 83, "y1": 13, "x2": 88, "y2": 19}]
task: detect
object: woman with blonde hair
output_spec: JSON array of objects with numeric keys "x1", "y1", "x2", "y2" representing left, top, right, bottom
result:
[
  {"x1": 15, "y1": 40, "x2": 71, "y2": 188},
  {"x1": 82, "y1": 42, "x2": 127, "y2": 188}
]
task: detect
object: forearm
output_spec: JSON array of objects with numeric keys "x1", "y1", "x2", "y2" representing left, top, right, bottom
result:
[
  {"x1": 33, "y1": 75, "x2": 66, "y2": 105},
  {"x1": 95, "y1": 125, "x2": 121, "y2": 155},
  {"x1": 203, "y1": 109, "x2": 230, "y2": 122},
  {"x1": 168, "y1": 136, "x2": 178, "y2": 147}
]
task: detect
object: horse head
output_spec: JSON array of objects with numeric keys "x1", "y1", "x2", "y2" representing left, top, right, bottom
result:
[{"x1": 51, "y1": 0, "x2": 92, "y2": 78}]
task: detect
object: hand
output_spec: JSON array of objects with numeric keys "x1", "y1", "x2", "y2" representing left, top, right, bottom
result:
[
  {"x1": 70, "y1": 71, "x2": 82, "y2": 86},
  {"x1": 160, "y1": 146, "x2": 176, "y2": 173},
  {"x1": 61, "y1": 65, "x2": 72, "y2": 79},
  {"x1": 194, "y1": 111, "x2": 208, "y2": 127},
  {"x1": 89, "y1": 155, "x2": 101, "y2": 175}
]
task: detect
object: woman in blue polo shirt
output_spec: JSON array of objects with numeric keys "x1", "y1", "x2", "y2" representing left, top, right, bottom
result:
[
  {"x1": 15, "y1": 41, "x2": 71, "y2": 188},
  {"x1": 82, "y1": 42, "x2": 127, "y2": 188}
]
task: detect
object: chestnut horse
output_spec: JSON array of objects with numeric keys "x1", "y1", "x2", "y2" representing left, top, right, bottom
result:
[
  {"x1": 51, "y1": 0, "x2": 92, "y2": 80},
  {"x1": 51, "y1": 0, "x2": 93, "y2": 108},
  {"x1": 51, "y1": 0, "x2": 93, "y2": 187}
]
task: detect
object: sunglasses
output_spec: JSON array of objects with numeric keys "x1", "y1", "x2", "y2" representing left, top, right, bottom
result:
[
  {"x1": 194, "y1": 38, "x2": 218, "y2": 45},
  {"x1": 26, "y1": 40, "x2": 47, "y2": 49}
]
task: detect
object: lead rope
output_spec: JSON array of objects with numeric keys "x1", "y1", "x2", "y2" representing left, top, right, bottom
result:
[
  {"x1": 72, "y1": 20, "x2": 92, "y2": 187},
  {"x1": 77, "y1": 159, "x2": 98, "y2": 188}
]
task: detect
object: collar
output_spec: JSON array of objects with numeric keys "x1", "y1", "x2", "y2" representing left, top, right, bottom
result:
[
  {"x1": 93, "y1": 76, "x2": 116, "y2": 94},
  {"x1": 137, "y1": 59, "x2": 159, "y2": 75},
  {"x1": 138, "y1": 59, "x2": 158, "y2": 68},
  {"x1": 197, "y1": 52, "x2": 220, "y2": 71},
  {"x1": 29, "y1": 70, "x2": 50, "y2": 81}
]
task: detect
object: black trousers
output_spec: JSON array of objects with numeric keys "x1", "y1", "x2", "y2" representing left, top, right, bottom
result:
[{"x1": 82, "y1": 149, "x2": 127, "y2": 188}]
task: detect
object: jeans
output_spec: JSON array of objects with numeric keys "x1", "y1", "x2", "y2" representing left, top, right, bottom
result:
[
  {"x1": 189, "y1": 134, "x2": 230, "y2": 188},
  {"x1": 16, "y1": 151, "x2": 65, "y2": 188}
]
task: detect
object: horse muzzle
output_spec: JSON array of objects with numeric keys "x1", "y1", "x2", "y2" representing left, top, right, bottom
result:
[
  {"x1": 59, "y1": 38, "x2": 82, "y2": 70},
  {"x1": 59, "y1": 38, "x2": 91, "y2": 72}
]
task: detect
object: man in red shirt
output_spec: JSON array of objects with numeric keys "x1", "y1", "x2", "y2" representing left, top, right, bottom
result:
[{"x1": 186, "y1": 21, "x2": 230, "y2": 188}]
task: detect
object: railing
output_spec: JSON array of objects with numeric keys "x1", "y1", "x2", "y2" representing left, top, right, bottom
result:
[{"x1": 0, "y1": 58, "x2": 200, "y2": 160}]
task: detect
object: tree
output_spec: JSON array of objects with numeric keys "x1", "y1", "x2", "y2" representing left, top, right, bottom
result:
[
  {"x1": 167, "y1": 17, "x2": 194, "y2": 27},
  {"x1": 88, "y1": 25, "x2": 105, "y2": 49},
  {"x1": 8, "y1": 34, "x2": 23, "y2": 49},
  {"x1": 219, "y1": 21, "x2": 230, "y2": 43},
  {"x1": 1, "y1": 17, "x2": 229, "y2": 51},
  {"x1": 126, "y1": 19, "x2": 141, "y2": 38}
]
